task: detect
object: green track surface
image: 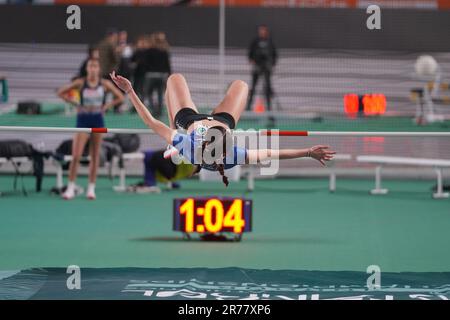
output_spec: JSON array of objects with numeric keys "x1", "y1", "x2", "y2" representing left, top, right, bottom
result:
[{"x1": 1, "y1": 175, "x2": 449, "y2": 272}]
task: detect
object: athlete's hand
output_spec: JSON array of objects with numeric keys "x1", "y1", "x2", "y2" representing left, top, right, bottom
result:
[
  {"x1": 110, "y1": 71, "x2": 132, "y2": 93},
  {"x1": 65, "y1": 98, "x2": 79, "y2": 107},
  {"x1": 61, "y1": 95, "x2": 79, "y2": 107},
  {"x1": 101, "y1": 102, "x2": 113, "y2": 113},
  {"x1": 308, "y1": 145, "x2": 336, "y2": 166}
]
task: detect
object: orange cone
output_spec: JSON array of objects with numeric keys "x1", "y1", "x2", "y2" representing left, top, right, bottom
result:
[{"x1": 254, "y1": 97, "x2": 266, "y2": 113}]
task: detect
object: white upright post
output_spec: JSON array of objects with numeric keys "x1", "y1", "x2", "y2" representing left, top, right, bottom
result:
[
  {"x1": 113, "y1": 168, "x2": 127, "y2": 192},
  {"x1": 56, "y1": 164, "x2": 63, "y2": 189},
  {"x1": 248, "y1": 167, "x2": 255, "y2": 192},
  {"x1": 328, "y1": 159, "x2": 336, "y2": 192},
  {"x1": 433, "y1": 167, "x2": 449, "y2": 199},
  {"x1": 329, "y1": 171, "x2": 336, "y2": 193},
  {"x1": 370, "y1": 165, "x2": 388, "y2": 195}
]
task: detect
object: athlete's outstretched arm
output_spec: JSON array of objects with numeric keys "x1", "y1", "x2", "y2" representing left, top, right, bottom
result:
[
  {"x1": 247, "y1": 145, "x2": 335, "y2": 166},
  {"x1": 110, "y1": 71, "x2": 174, "y2": 144}
]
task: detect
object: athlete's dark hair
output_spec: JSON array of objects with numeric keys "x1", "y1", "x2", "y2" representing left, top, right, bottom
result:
[{"x1": 194, "y1": 125, "x2": 231, "y2": 187}]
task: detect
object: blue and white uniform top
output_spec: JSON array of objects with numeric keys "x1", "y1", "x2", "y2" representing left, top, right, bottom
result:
[
  {"x1": 79, "y1": 80, "x2": 106, "y2": 113},
  {"x1": 172, "y1": 124, "x2": 247, "y2": 170}
]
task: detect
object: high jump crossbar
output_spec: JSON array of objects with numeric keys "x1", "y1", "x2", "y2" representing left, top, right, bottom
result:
[{"x1": 0, "y1": 126, "x2": 449, "y2": 137}]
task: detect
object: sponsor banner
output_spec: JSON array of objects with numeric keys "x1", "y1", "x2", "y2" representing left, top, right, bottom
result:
[
  {"x1": 1, "y1": 267, "x2": 449, "y2": 300},
  {"x1": 264, "y1": 0, "x2": 356, "y2": 7},
  {"x1": 18, "y1": 0, "x2": 448, "y2": 8},
  {"x1": 12, "y1": 0, "x2": 449, "y2": 8},
  {"x1": 53, "y1": 0, "x2": 107, "y2": 4},
  {"x1": 358, "y1": 0, "x2": 438, "y2": 9}
]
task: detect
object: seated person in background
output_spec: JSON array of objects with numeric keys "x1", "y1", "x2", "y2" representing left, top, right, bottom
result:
[{"x1": 128, "y1": 149, "x2": 196, "y2": 193}]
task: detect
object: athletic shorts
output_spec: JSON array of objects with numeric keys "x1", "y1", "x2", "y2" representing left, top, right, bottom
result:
[
  {"x1": 76, "y1": 112, "x2": 105, "y2": 128},
  {"x1": 174, "y1": 108, "x2": 236, "y2": 130}
]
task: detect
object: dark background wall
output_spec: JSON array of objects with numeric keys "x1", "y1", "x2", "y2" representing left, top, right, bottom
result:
[{"x1": 0, "y1": 5, "x2": 449, "y2": 51}]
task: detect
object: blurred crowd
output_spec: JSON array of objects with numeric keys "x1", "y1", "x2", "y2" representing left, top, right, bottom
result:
[
  {"x1": 75, "y1": 25, "x2": 277, "y2": 117},
  {"x1": 76, "y1": 29, "x2": 172, "y2": 117}
]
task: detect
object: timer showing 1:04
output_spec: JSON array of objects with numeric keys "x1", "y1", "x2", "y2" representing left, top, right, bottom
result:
[{"x1": 173, "y1": 197, "x2": 252, "y2": 234}]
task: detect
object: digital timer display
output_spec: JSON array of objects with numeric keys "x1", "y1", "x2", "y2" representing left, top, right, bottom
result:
[{"x1": 173, "y1": 197, "x2": 252, "y2": 234}]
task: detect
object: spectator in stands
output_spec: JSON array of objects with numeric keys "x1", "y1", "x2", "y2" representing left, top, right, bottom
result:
[
  {"x1": 143, "y1": 32, "x2": 172, "y2": 118},
  {"x1": 75, "y1": 45, "x2": 100, "y2": 79},
  {"x1": 117, "y1": 30, "x2": 133, "y2": 79},
  {"x1": 97, "y1": 29, "x2": 120, "y2": 79},
  {"x1": 246, "y1": 25, "x2": 277, "y2": 111},
  {"x1": 130, "y1": 35, "x2": 152, "y2": 104}
]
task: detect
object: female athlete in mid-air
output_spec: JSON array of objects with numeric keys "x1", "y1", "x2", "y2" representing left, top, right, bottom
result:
[
  {"x1": 57, "y1": 58, "x2": 124, "y2": 199},
  {"x1": 110, "y1": 72, "x2": 335, "y2": 186}
]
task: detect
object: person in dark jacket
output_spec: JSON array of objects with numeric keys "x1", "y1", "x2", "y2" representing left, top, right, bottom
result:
[
  {"x1": 143, "y1": 32, "x2": 172, "y2": 118},
  {"x1": 130, "y1": 35, "x2": 152, "y2": 103},
  {"x1": 117, "y1": 30, "x2": 134, "y2": 79},
  {"x1": 246, "y1": 25, "x2": 277, "y2": 111}
]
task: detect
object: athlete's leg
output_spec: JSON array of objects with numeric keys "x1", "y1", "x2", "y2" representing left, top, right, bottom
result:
[
  {"x1": 212, "y1": 79, "x2": 248, "y2": 126},
  {"x1": 165, "y1": 73, "x2": 198, "y2": 126},
  {"x1": 63, "y1": 132, "x2": 89, "y2": 199},
  {"x1": 68, "y1": 133, "x2": 89, "y2": 182},
  {"x1": 86, "y1": 133, "x2": 103, "y2": 199},
  {"x1": 88, "y1": 133, "x2": 103, "y2": 184},
  {"x1": 165, "y1": 90, "x2": 176, "y2": 129}
]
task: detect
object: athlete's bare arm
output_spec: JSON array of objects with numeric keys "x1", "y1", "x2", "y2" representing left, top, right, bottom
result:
[
  {"x1": 247, "y1": 145, "x2": 335, "y2": 166},
  {"x1": 110, "y1": 71, "x2": 175, "y2": 144}
]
